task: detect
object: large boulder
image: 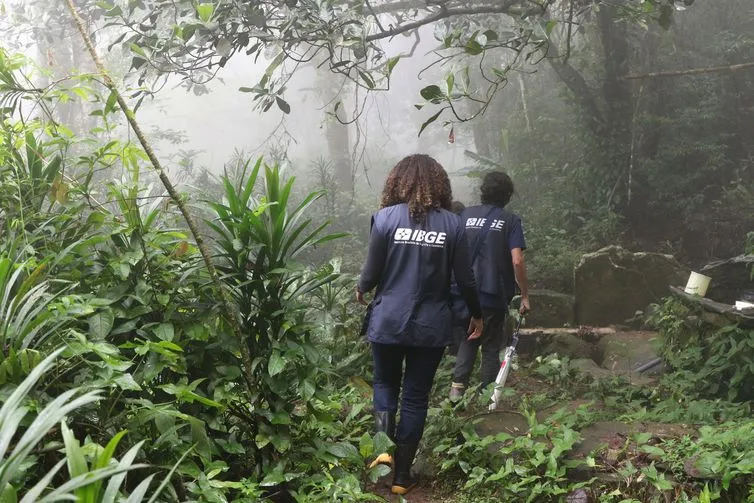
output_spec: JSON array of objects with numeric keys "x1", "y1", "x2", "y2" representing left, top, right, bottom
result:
[
  {"x1": 543, "y1": 333, "x2": 596, "y2": 361},
  {"x1": 700, "y1": 254, "x2": 754, "y2": 304},
  {"x1": 527, "y1": 290, "x2": 575, "y2": 327},
  {"x1": 574, "y1": 246, "x2": 688, "y2": 326}
]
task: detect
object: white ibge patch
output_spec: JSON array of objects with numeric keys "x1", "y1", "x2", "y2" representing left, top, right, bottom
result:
[
  {"x1": 465, "y1": 217, "x2": 505, "y2": 230},
  {"x1": 393, "y1": 228, "x2": 447, "y2": 247}
]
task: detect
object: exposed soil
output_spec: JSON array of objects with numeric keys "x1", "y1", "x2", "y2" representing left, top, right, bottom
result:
[{"x1": 368, "y1": 477, "x2": 451, "y2": 502}]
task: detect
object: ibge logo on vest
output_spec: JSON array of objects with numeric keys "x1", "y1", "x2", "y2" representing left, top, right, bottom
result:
[
  {"x1": 465, "y1": 217, "x2": 505, "y2": 231},
  {"x1": 394, "y1": 228, "x2": 447, "y2": 248}
]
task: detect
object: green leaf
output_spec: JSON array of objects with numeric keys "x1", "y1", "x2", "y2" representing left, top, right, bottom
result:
[
  {"x1": 420, "y1": 85, "x2": 445, "y2": 103},
  {"x1": 358, "y1": 70, "x2": 375, "y2": 89},
  {"x1": 1, "y1": 484, "x2": 17, "y2": 503},
  {"x1": 270, "y1": 412, "x2": 291, "y2": 425},
  {"x1": 196, "y1": 2, "x2": 214, "y2": 22},
  {"x1": 327, "y1": 442, "x2": 359, "y2": 460},
  {"x1": 386, "y1": 56, "x2": 400, "y2": 77},
  {"x1": 275, "y1": 96, "x2": 290, "y2": 114},
  {"x1": 104, "y1": 91, "x2": 118, "y2": 115},
  {"x1": 129, "y1": 43, "x2": 146, "y2": 57},
  {"x1": 300, "y1": 378, "x2": 316, "y2": 400},
  {"x1": 131, "y1": 57, "x2": 147, "y2": 70},
  {"x1": 62, "y1": 422, "x2": 88, "y2": 478},
  {"x1": 446, "y1": 73, "x2": 455, "y2": 94},
  {"x1": 152, "y1": 323, "x2": 174, "y2": 342},
  {"x1": 368, "y1": 464, "x2": 390, "y2": 483},
  {"x1": 359, "y1": 433, "x2": 373, "y2": 458},
  {"x1": 113, "y1": 373, "x2": 142, "y2": 391},
  {"x1": 639, "y1": 445, "x2": 666, "y2": 457},
  {"x1": 268, "y1": 352, "x2": 285, "y2": 377},
  {"x1": 418, "y1": 109, "x2": 443, "y2": 137},
  {"x1": 545, "y1": 20, "x2": 557, "y2": 35},
  {"x1": 89, "y1": 309, "x2": 115, "y2": 339},
  {"x1": 465, "y1": 39, "x2": 484, "y2": 55},
  {"x1": 373, "y1": 431, "x2": 393, "y2": 457}
]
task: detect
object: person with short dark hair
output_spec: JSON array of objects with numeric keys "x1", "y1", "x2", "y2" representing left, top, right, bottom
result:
[
  {"x1": 357, "y1": 154, "x2": 483, "y2": 495},
  {"x1": 451, "y1": 200, "x2": 466, "y2": 215},
  {"x1": 449, "y1": 171, "x2": 530, "y2": 402}
]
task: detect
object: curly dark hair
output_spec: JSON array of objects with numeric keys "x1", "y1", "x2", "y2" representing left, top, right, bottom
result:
[
  {"x1": 380, "y1": 154, "x2": 452, "y2": 221},
  {"x1": 480, "y1": 171, "x2": 515, "y2": 208}
]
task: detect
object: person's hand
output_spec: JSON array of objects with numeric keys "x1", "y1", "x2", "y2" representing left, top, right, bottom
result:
[
  {"x1": 356, "y1": 288, "x2": 367, "y2": 305},
  {"x1": 467, "y1": 317, "x2": 484, "y2": 340},
  {"x1": 519, "y1": 296, "x2": 531, "y2": 315}
]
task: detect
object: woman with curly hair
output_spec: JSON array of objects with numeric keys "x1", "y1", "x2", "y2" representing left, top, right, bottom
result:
[{"x1": 357, "y1": 154, "x2": 483, "y2": 495}]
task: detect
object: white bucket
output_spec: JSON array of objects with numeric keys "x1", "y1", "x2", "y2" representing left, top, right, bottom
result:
[{"x1": 684, "y1": 271, "x2": 711, "y2": 297}]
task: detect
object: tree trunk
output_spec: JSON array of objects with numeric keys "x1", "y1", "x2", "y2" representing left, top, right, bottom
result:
[{"x1": 316, "y1": 67, "x2": 354, "y2": 194}]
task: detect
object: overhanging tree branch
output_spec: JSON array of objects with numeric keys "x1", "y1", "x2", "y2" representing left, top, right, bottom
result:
[
  {"x1": 364, "y1": 2, "x2": 528, "y2": 42},
  {"x1": 624, "y1": 61, "x2": 754, "y2": 80}
]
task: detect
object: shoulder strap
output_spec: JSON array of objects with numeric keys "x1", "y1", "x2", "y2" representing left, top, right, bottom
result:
[{"x1": 469, "y1": 206, "x2": 501, "y2": 263}]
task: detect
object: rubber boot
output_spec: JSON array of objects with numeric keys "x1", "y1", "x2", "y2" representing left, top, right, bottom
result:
[
  {"x1": 391, "y1": 443, "x2": 419, "y2": 495},
  {"x1": 368, "y1": 411, "x2": 395, "y2": 469}
]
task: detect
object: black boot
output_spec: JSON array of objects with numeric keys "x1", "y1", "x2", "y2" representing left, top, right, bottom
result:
[
  {"x1": 368, "y1": 411, "x2": 396, "y2": 469},
  {"x1": 391, "y1": 443, "x2": 419, "y2": 495}
]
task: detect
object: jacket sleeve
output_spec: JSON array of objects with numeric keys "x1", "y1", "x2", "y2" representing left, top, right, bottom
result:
[
  {"x1": 357, "y1": 215, "x2": 388, "y2": 293},
  {"x1": 453, "y1": 227, "x2": 483, "y2": 319}
]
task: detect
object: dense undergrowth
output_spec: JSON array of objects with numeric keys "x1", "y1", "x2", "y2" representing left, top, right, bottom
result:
[{"x1": 417, "y1": 297, "x2": 754, "y2": 503}]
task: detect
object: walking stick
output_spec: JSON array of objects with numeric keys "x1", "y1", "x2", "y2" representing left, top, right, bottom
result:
[{"x1": 489, "y1": 315, "x2": 525, "y2": 411}]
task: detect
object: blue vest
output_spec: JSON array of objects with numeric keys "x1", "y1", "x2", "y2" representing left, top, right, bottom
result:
[
  {"x1": 460, "y1": 204, "x2": 520, "y2": 309},
  {"x1": 361, "y1": 204, "x2": 465, "y2": 347}
]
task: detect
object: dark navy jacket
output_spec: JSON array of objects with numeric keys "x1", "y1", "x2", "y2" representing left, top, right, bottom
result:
[
  {"x1": 459, "y1": 204, "x2": 526, "y2": 310},
  {"x1": 358, "y1": 203, "x2": 482, "y2": 347}
]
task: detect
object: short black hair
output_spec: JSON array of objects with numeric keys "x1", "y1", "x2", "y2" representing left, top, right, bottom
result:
[
  {"x1": 480, "y1": 171, "x2": 514, "y2": 207},
  {"x1": 450, "y1": 200, "x2": 465, "y2": 215}
]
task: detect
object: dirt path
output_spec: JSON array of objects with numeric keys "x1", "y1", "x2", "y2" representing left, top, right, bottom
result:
[{"x1": 368, "y1": 478, "x2": 450, "y2": 502}]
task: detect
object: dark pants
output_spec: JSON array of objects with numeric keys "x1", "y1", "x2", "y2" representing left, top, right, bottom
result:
[
  {"x1": 453, "y1": 308, "x2": 508, "y2": 388},
  {"x1": 371, "y1": 343, "x2": 445, "y2": 444}
]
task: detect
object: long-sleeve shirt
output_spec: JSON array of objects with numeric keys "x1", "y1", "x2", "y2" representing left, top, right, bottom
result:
[{"x1": 358, "y1": 203, "x2": 482, "y2": 347}]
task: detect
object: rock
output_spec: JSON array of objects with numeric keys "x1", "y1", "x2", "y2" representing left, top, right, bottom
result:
[
  {"x1": 517, "y1": 327, "x2": 615, "y2": 358},
  {"x1": 574, "y1": 246, "x2": 688, "y2": 326},
  {"x1": 700, "y1": 254, "x2": 754, "y2": 304},
  {"x1": 526, "y1": 289, "x2": 575, "y2": 327},
  {"x1": 570, "y1": 357, "x2": 657, "y2": 385},
  {"x1": 597, "y1": 331, "x2": 662, "y2": 374},
  {"x1": 573, "y1": 421, "x2": 695, "y2": 459},
  {"x1": 571, "y1": 358, "x2": 617, "y2": 380},
  {"x1": 566, "y1": 488, "x2": 591, "y2": 503},
  {"x1": 543, "y1": 333, "x2": 596, "y2": 361},
  {"x1": 474, "y1": 411, "x2": 530, "y2": 438},
  {"x1": 473, "y1": 411, "x2": 530, "y2": 455}
]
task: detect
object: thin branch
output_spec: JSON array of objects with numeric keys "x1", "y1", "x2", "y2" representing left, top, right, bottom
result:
[
  {"x1": 624, "y1": 61, "x2": 754, "y2": 80},
  {"x1": 364, "y1": 0, "x2": 387, "y2": 33},
  {"x1": 564, "y1": 0, "x2": 574, "y2": 63},
  {"x1": 364, "y1": 2, "x2": 524, "y2": 42},
  {"x1": 63, "y1": 0, "x2": 256, "y2": 394}
]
